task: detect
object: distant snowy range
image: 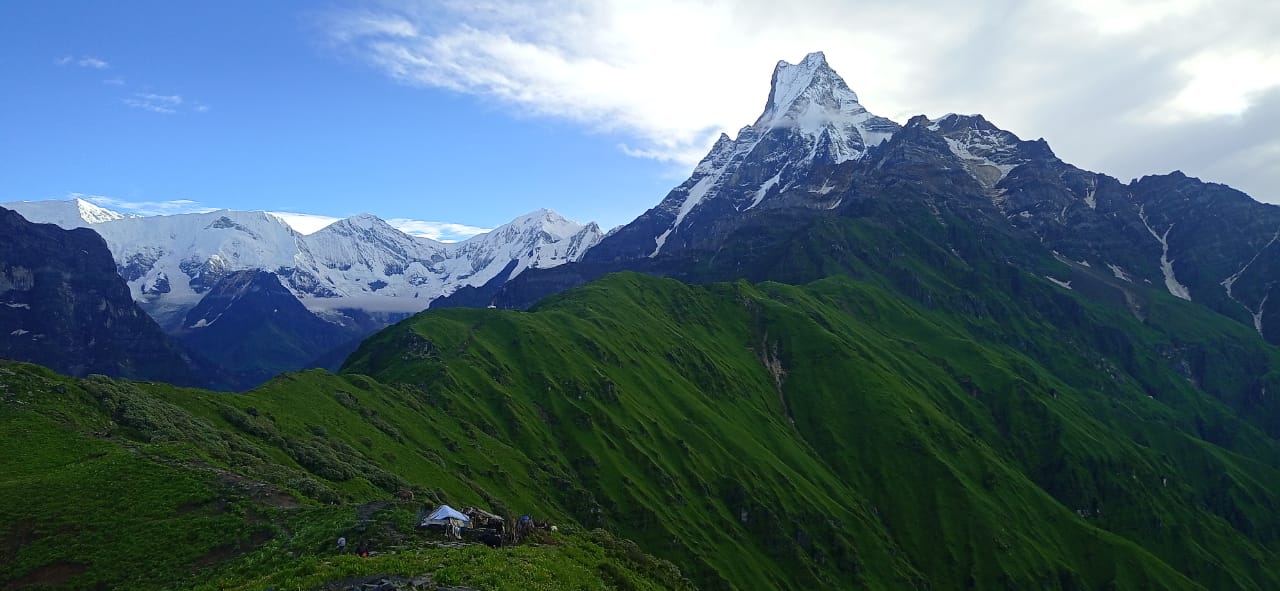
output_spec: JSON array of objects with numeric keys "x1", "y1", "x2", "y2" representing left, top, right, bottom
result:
[{"x1": 2, "y1": 197, "x2": 603, "y2": 330}]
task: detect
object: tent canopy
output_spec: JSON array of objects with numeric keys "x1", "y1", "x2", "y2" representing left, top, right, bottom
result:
[{"x1": 424, "y1": 504, "x2": 470, "y2": 524}]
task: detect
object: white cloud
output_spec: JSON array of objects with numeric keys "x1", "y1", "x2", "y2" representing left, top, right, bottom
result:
[
  {"x1": 80, "y1": 194, "x2": 217, "y2": 216},
  {"x1": 1162, "y1": 50, "x2": 1280, "y2": 120},
  {"x1": 267, "y1": 211, "x2": 491, "y2": 241},
  {"x1": 121, "y1": 93, "x2": 210, "y2": 114},
  {"x1": 1055, "y1": 0, "x2": 1210, "y2": 34},
  {"x1": 322, "y1": 0, "x2": 1280, "y2": 202},
  {"x1": 267, "y1": 212, "x2": 342, "y2": 234},
  {"x1": 102, "y1": 77, "x2": 126, "y2": 86},
  {"x1": 123, "y1": 93, "x2": 183, "y2": 114},
  {"x1": 78, "y1": 56, "x2": 109, "y2": 69},
  {"x1": 385, "y1": 218, "x2": 492, "y2": 242},
  {"x1": 55, "y1": 55, "x2": 110, "y2": 69}
]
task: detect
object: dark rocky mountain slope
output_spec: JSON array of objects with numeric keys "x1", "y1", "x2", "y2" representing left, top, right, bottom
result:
[
  {"x1": 0, "y1": 207, "x2": 208, "y2": 386},
  {"x1": 175, "y1": 269, "x2": 382, "y2": 389},
  {"x1": 439, "y1": 54, "x2": 1280, "y2": 354}
]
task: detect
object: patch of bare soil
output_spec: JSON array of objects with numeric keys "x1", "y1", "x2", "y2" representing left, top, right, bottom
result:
[
  {"x1": 176, "y1": 498, "x2": 230, "y2": 516},
  {"x1": 214, "y1": 472, "x2": 300, "y2": 509},
  {"x1": 193, "y1": 528, "x2": 275, "y2": 569},
  {"x1": 0, "y1": 521, "x2": 36, "y2": 564},
  {"x1": 310, "y1": 574, "x2": 452, "y2": 590},
  {"x1": 4, "y1": 562, "x2": 88, "y2": 590}
]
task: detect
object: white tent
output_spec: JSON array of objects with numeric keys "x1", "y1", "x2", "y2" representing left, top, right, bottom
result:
[{"x1": 421, "y1": 504, "x2": 471, "y2": 528}]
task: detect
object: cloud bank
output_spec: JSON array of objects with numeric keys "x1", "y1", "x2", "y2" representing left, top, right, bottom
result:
[
  {"x1": 384, "y1": 218, "x2": 492, "y2": 242},
  {"x1": 56, "y1": 55, "x2": 110, "y2": 69},
  {"x1": 267, "y1": 212, "x2": 343, "y2": 234},
  {"x1": 123, "y1": 93, "x2": 184, "y2": 114},
  {"x1": 323, "y1": 0, "x2": 1280, "y2": 202},
  {"x1": 81, "y1": 194, "x2": 217, "y2": 216},
  {"x1": 269, "y1": 212, "x2": 492, "y2": 242}
]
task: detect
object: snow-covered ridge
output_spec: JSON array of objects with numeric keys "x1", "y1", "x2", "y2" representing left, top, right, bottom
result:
[
  {"x1": 3, "y1": 197, "x2": 129, "y2": 228},
  {"x1": 3, "y1": 199, "x2": 602, "y2": 324}
]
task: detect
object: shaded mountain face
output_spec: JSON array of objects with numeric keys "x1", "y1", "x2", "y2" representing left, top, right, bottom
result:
[
  {"x1": 175, "y1": 269, "x2": 376, "y2": 389},
  {"x1": 0, "y1": 207, "x2": 204, "y2": 385}
]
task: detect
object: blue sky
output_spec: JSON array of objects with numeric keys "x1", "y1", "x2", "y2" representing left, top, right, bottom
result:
[
  {"x1": 2, "y1": 1, "x2": 1277, "y2": 239},
  {"x1": 0, "y1": 1, "x2": 674, "y2": 236}
]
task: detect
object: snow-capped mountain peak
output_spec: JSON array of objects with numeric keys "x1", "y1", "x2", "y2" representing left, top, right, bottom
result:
[
  {"x1": 347, "y1": 212, "x2": 405, "y2": 230},
  {"x1": 611, "y1": 51, "x2": 903, "y2": 258},
  {"x1": 452, "y1": 208, "x2": 603, "y2": 281},
  {"x1": 754, "y1": 51, "x2": 897, "y2": 150},
  {"x1": 315, "y1": 212, "x2": 436, "y2": 247},
  {"x1": 759, "y1": 51, "x2": 862, "y2": 129},
  {"x1": 501, "y1": 208, "x2": 586, "y2": 237},
  {"x1": 1, "y1": 197, "x2": 127, "y2": 229},
  {"x1": 76, "y1": 198, "x2": 126, "y2": 224}
]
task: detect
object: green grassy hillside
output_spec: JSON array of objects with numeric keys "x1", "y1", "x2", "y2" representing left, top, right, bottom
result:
[
  {"x1": 0, "y1": 362, "x2": 691, "y2": 590},
  {"x1": 344, "y1": 271, "x2": 1280, "y2": 590},
  {"x1": 4, "y1": 258, "x2": 1280, "y2": 589}
]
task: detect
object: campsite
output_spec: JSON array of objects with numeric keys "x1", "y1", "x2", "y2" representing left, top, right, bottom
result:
[
  {"x1": 335, "y1": 497, "x2": 557, "y2": 562},
  {"x1": 417, "y1": 504, "x2": 554, "y2": 548},
  {"x1": 258, "y1": 495, "x2": 689, "y2": 591}
]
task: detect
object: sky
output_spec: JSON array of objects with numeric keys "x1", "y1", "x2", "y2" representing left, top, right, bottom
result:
[{"x1": 2, "y1": 1, "x2": 1277, "y2": 240}]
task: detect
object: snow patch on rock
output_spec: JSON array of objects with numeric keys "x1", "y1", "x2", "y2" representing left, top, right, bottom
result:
[
  {"x1": 1046, "y1": 276, "x2": 1073, "y2": 290},
  {"x1": 1107, "y1": 264, "x2": 1133, "y2": 282},
  {"x1": 1138, "y1": 205, "x2": 1191, "y2": 301}
]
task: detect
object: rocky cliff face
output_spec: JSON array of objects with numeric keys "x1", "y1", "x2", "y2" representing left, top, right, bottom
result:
[{"x1": 0, "y1": 207, "x2": 207, "y2": 385}]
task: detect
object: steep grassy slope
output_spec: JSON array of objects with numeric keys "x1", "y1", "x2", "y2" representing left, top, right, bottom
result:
[{"x1": 346, "y1": 270, "x2": 1280, "y2": 590}]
